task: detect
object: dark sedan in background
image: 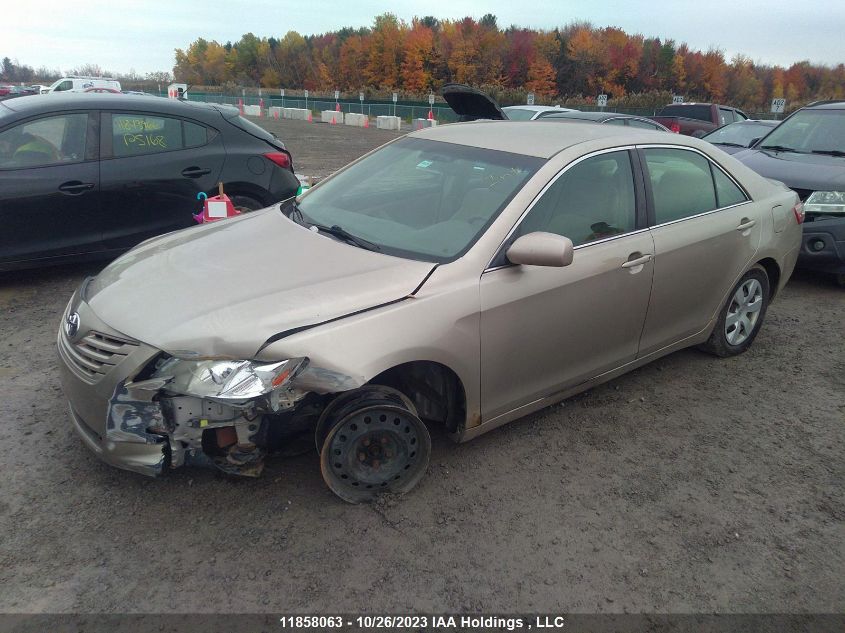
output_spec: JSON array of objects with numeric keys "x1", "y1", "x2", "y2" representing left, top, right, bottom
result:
[
  {"x1": 0, "y1": 94, "x2": 299, "y2": 270},
  {"x1": 702, "y1": 119, "x2": 779, "y2": 154},
  {"x1": 537, "y1": 110, "x2": 669, "y2": 131},
  {"x1": 735, "y1": 100, "x2": 845, "y2": 283}
]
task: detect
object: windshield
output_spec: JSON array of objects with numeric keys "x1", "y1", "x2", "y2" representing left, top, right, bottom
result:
[
  {"x1": 503, "y1": 108, "x2": 537, "y2": 121},
  {"x1": 297, "y1": 137, "x2": 542, "y2": 262},
  {"x1": 758, "y1": 109, "x2": 845, "y2": 153},
  {"x1": 704, "y1": 121, "x2": 777, "y2": 146}
]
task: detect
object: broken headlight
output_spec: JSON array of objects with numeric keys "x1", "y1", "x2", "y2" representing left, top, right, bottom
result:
[
  {"x1": 804, "y1": 191, "x2": 845, "y2": 215},
  {"x1": 154, "y1": 357, "x2": 308, "y2": 402}
]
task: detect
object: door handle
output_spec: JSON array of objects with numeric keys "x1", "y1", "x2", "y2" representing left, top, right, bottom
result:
[
  {"x1": 58, "y1": 181, "x2": 95, "y2": 195},
  {"x1": 621, "y1": 253, "x2": 653, "y2": 269},
  {"x1": 736, "y1": 218, "x2": 756, "y2": 231},
  {"x1": 181, "y1": 166, "x2": 211, "y2": 178}
]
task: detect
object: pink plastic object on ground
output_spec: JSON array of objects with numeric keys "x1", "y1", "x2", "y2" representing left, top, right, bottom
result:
[{"x1": 193, "y1": 192, "x2": 241, "y2": 224}]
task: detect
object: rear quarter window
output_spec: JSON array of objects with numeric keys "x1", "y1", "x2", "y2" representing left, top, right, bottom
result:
[{"x1": 659, "y1": 105, "x2": 713, "y2": 122}]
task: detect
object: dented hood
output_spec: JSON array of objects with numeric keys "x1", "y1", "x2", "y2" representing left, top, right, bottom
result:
[{"x1": 86, "y1": 208, "x2": 435, "y2": 358}]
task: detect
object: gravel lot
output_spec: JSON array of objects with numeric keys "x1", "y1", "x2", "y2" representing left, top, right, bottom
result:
[{"x1": 0, "y1": 117, "x2": 843, "y2": 616}]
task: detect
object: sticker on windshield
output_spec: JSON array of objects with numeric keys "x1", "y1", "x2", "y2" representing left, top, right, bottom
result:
[{"x1": 416, "y1": 160, "x2": 433, "y2": 169}]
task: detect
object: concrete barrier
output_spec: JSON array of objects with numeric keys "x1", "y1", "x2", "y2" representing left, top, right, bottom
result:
[
  {"x1": 376, "y1": 116, "x2": 401, "y2": 131},
  {"x1": 282, "y1": 108, "x2": 310, "y2": 120},
  {"x1": 269, "y1": 106, "x2": 283, "y2": 118},
  {"x1": 243, "y1": 105, "x2": 261, "y2": 116},
  {"x1": 344, "y1": 112, "x2": 368, "y2": 127},
  {"x1": 321, "y1": 110, "x2": 343, "y2": 124},
  {"x1": 413, "y1": 118, "x2": 438, "y2": 130}
]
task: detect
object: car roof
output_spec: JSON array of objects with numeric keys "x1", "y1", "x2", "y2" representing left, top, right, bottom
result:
[
  {"x1": 537, "y1": 110, "x2": 638, "y2": 122},
  {"x1": 408, "y1": 120, "x2": 678, "y2": 158},
  {"x1": 0, "y1": 93, "x2": 226, "y2": 118},
  {"x1": 804, "y1": 100, "x2": 845, "y2": 110},
  {"x1": 502, "y1": 105, "x2": 573, "y2": 113}
]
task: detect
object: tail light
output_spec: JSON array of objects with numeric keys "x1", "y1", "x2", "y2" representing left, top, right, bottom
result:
[
  {"x1": 792, "y1": 202, "x2": 805, "y2": 224},
  {"x1": 668, "y1": 121, "x2": 681, "y2": 133},
  {"x1": 264, "y1": 152, "x2": 291, "y2": 169}
]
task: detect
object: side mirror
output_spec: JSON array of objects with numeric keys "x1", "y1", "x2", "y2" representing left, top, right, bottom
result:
[{"x1": 506, "y1": 232, "x2": 574, "y2": 267}]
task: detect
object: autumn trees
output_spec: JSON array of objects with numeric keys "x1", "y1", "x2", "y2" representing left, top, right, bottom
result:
[{"x1": 169, "y1": 14, "x2": 845, "y2": 111}]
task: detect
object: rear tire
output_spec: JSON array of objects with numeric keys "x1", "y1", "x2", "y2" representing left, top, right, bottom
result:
[
  {"x1": 318, "y1": 387, "x2": 431, "y2": 503},
  {"x1": 701, "y1": 265, "x2": 770, "y2": 357},
  {"x1": 229, "y1": 194, "x2": 265, "y2": 213}
]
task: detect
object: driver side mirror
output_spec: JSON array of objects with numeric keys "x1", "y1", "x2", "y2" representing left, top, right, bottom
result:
[{"x1": 506, "y1": 232, "x2": 574, "y2": 267}]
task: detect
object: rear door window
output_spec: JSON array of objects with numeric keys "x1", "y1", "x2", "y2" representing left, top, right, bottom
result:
[
  {"x1": 111, "y1": 113, "x2": 209, "y2": 157},
  {"x1": 643, "y1": 148, "x2": 718, "y2": 223},
  {"x1": 712, "y1": 165, "x2": 748, "y2": 207}
]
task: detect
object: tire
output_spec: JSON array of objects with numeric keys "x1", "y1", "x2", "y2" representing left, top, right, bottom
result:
[
  {"x1": 318, "y1": 387, "x2": 430, "y2": 504},
  {"x1": 228, "y1": 194, "x2": 265, "y2": 213},
  {"x1": 700, "y1": 265, "x2": 770, "y2": 357}
]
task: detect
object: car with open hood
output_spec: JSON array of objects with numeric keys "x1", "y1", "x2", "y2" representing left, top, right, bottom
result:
[
  {"x1": 58, "y1": 121, "x2": 802, "y2": 502},
  {"x1": 734, "y1": 100, "x2": 845, "y2": 283}
]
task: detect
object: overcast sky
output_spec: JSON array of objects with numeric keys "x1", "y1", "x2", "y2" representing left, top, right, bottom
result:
[{"x1": 5, "y1": 0, "x2": 844, "y2": 75}]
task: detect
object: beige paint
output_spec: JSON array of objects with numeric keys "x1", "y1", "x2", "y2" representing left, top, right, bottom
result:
[{"x1": 59, "y1": 122, "x2": 802, "y2": 468}]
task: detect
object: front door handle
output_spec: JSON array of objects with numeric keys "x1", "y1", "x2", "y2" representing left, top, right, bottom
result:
[
  {"x1": 58, "y1": 181, "x2": 95, "y2": 195},
  {"x1": 736, "y1": 218, "x2": 756, "y2": 231},
  {"x1": 621, "y1": 253, "x2": 653, "y2": 269},
  {"x1": 181, "y1": 166, "x2": 211, "y2": 178}
]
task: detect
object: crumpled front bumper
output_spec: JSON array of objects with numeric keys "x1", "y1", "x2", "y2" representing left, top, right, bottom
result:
[
  {"x1": 57, "y1": 290, "x2": 167, "y2": 477},
  {"x1": 66, "y1": 401, "x2": 168, "y2": 477}
]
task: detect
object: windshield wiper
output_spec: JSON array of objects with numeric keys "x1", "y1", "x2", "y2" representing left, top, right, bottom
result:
[
  {"x1": 716, "y1": 142, "x2": 747, "y2": 148},
  {"x1": 760, "y1": 144, "x2": 804, "y2": 153},
  {"x1": 312, "y1": 223, "x2": 381, "y2": 252},
  {"x1": 281, "y1": 200, "x2": 381, "y2": 251},
  {"x1": 811, "y1": 149, "x2": 845, "y2": 157}
]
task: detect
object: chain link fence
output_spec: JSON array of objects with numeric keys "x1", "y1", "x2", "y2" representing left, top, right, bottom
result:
[{"x1": 155, "y1": 90, "x2": 782, "y2": 123}]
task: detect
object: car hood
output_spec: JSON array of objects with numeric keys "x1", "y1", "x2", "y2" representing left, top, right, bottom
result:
[
  {"x1": 86, "y1": 208, "x2": 436, "y2": 358},
  {"x1": 734, "y1": 148, "x2": 845, "y2": 191},
  {"x1": 442, "y1": 83, "x2": 507, "y2": 122}
]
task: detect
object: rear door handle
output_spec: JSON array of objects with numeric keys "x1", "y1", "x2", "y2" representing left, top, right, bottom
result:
[
  {"x1": 181, "y1": 166, "x2": 211, "y2": 178},
  {"x1": 736, "y1": 218, "x2": 756, "y2": 231},
  {"x1": 621, "y1": 253, "x2": 653, "y2": 269},
  {"x1": 58, "y1": 181, "x2": 95, "y2": 195}
]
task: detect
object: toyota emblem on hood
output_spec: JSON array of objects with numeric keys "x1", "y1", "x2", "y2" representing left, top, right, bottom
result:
[{"x1": 65, "y1": 312, "x2": 80, "y2": 338}]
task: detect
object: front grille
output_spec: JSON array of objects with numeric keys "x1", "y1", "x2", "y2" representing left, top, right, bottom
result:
[{"x1": 59, "y1": 330, "x2": 139, "y2": 383}]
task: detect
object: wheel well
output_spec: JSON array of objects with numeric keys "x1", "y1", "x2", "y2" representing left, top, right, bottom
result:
[
  {"x1": 216, "y1": 182, "x2": 273, "y2": 206},
  {"x1": 369, "y1": 361, "x2": 466, "y2": 434},
  {"x1": 757, "y1": 258, "x2": 781, "y2": 299}
]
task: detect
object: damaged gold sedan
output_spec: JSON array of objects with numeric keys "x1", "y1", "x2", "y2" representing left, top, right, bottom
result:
[{"x1": 58, "y1": 122, "x2": 801, "y2": 502}]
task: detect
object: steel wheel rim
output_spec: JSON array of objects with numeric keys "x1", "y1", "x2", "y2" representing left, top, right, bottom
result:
[
  {"x1": 725, "y1": 278, "x2": 763, "y2": 346},
  {"x1": 321, "y1": 405, "x2": 429, "y2": 501}
]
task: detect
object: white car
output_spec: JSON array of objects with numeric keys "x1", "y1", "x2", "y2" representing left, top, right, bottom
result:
[
  {"x1": 502, "y1": 105, "x2": 579, "y2": 120},
  {"x1": 46, "y1": 76, "x2": 122, "y2": 93}
]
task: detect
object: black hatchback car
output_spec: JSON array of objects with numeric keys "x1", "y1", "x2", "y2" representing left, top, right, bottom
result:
[
  {"x1": 0, "y1": 94, "x2": 299, "y2": 270},
  {"x1": 735, "y1": 101, "x2": 845, "y2": 283}
]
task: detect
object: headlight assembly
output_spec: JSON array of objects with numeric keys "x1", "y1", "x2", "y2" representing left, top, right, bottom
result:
[
  {"x1": 804, "y1": 191, "x2": 845, "y2": 215},
  {"x1": 153, "y1": 357, "x2": 308, "y2": 402}
]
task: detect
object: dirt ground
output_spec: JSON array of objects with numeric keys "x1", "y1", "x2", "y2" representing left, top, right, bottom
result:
[{"x1": 0, "y1": 117, "x2": 843, "y2": 616}]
